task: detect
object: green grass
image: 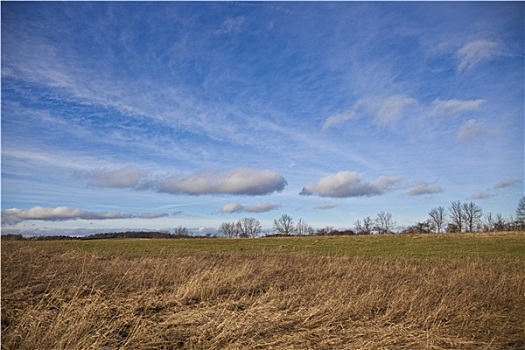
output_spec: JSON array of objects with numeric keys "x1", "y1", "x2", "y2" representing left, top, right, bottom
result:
[{"x1": 16, "y1": 231, "x2": 525, "y2": 260}]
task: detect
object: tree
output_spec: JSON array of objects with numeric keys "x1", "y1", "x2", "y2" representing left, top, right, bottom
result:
[
  {"x1": 483, "y1": 213, "x2": 495, "y2": 232},
  {"x1": 237, "y1": 218, "x2": 261, "y2": 238},
  {"x1": 448, "y1": 201, "x2": 463, "y2": 233},
  {"x1": 174, "y1": 226, "x2": 190, "y2": 236},
  {"x1": 375, "y1": 211, "x2": 395, "y2": 234},
  {"x1": 516, "y1": 196, "x2": 525, "y2": 231},
  {"x1": 428, "y1": 206, "x2": 446, "y2": 233},
  {"x1": 295, "y1": 218, "x2": 314, "y2": 235},
  {"x1": 273, "y1": 214, "x2": 295, "y2": 235},
  {"x1": 219, "y1": 222, "x2": 238, "y2": 238},
  {"x1": 494, "y1": 213, "x2": 506, "y2": 232},
  {"x1": 462, "y1": 201, "x2": 482, "y2": 232}
]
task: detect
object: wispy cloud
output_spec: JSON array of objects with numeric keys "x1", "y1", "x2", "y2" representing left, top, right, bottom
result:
[
  {"x1": 457, "y1": 119, "x2": 496, "y2": 141},
  {"x1": 429, "y1": 99, "x2": 485, "y2": 116},
  {"x1": 79, "y1": 166, "x2": 145, "y2": 189},
  {"x1": 220, "y1": 202, "x2": 280, "y2": 213},
  {"x1": 322, "y1": 95, "x2": 417, "y2": 131},
  {"x1": 300, "y1": 171, "x2": 401, "y2": 198},
  {"x1": 494, "y1": 179, "x2": 521, "y2": 189},
  {"x1": 456, "y1": 39, "x2": 500, "y2": 72}
]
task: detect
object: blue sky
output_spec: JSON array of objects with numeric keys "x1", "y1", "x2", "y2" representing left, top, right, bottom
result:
[{"x1": 1, "y1": 2, "x2": 523, "y2": 236}]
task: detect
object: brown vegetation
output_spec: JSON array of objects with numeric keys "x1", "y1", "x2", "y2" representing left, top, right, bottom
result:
[{"x1": 2, "y1": 240, "x2": 524, "y2": 349}]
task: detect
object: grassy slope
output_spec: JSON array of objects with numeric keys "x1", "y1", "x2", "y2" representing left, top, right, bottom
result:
[
  {"x1": 22, "y1": 231, "x2": 525, "y2": 260},
  {"x1": 2, "y1": 232, "x2": 524, "y2": 350}
]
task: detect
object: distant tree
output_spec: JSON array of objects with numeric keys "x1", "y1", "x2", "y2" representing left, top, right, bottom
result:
[
  {"x1": 295, "y1": 218, "x2": 314, "y2": 235},
  {"x1": 174, "y1": 226, "x2": 190, "y2": 236},
  {"x1": 237, "y1": 218, "x2": 261, "y2": 238},
  {"x1": 462, "y1": 201, "x2": 482, "y2": 232},
  {"x1": 316, "y1": 226, "x2": 335, "y2": 236},
  {"x1": 448, "y1": 201, "x2": 463, "y2": 233},
  {"x1": 219, "y1": 222, "x2": 238, "y2": 238},
  {"x1": 362, "y1": 216, "x2": 374, "y2": 234},
  {"x1": 516, "y1": 196, "x2": 525, "y2": 231},
  {"x1": 494, "y1": 213, "x2": 507, "y2": 232},
  {"x1": 428, "y1": 206, "x2": 446, "y2": 233},
  {"x1": 273, "y1": 214, "x2": 295, "y2": 235},
  {"x1": 403, "y1": 221, "x2": 432, "y2": 234},
  {"x1": 483, "y1": 213, "x2": 495, "y2": 232},
  {"x1": 375, "y1": 211, "x2": 395, "y2": 234}
]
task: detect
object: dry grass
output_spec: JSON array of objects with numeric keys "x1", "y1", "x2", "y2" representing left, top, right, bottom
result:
[{"x1": 2, "y1": 239, "x2": 524, "y2": 349}]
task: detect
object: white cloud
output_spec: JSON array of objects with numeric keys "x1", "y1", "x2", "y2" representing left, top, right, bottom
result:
[
  {"x1": 321, "y1": 110, "x2": 358, "y2": 132},
  {"x1": 408, "y1": 183, "x2": 444, "y2": 196},
  {"x1": 1, "y1": 206, "x2": 134, "y2": 225},
  {"x1": 300, "y1": 171, "x2": 401, "y2": 198},
  {"x1": 373, "y1": 95, "x2": 417, "y2": 126},
  {"x1": 457, "y1": 119, "x2": 491, "y2": 141},
  {"x1": 494, "y1": 179, "x2": 521, "y2": 189},
  {"x1": 137, "y1": 212, "x2": 169, "y2": 219},
  {"x1": 456, "y1": 39, "x2": 500, "y2": 72},
  {"x1": 158, "y1": 168, "x2": 287, "y2": 196},
  {"x1": 322, "y1": 95, "x2": 416, "y2": 131},
  {"x1": 471, "y1": 192, "x2": 495, "y2": 200},
  {"x1": 220, "y1": 202, "x2": 280, "y2": 213},
  {"x1": 313, "y1": 201, "x2": 337, "y2": 210},
  {"x1": 430, "y1": 99, "x2": 485, "y2": 116}
]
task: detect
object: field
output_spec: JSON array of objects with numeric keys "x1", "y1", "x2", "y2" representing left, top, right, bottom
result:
[{"x1": 2, "y1": 232, "x2": 524, "y2": 349}]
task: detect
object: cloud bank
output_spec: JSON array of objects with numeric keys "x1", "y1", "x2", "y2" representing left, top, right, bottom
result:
[
  {"x1": 300, "y1": 171, "x2": 401, "y2": 198},
  {"x1": 1, "y1": 206, "x2": 169, "y2": 225},
  {"x1": 157, "y1": 168, "x2": 287, "y2": 196},
  {"x1": 220, "y1": 202, "x2": 280, "y2": 214},
  {"x1": 79, "y1": 167, "x2": 287, "y2": 196}
]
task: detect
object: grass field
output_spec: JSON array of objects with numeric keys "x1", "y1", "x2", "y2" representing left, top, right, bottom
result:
[{"x1": 2, "y1": 232, "x2": 524, "y2": 349}]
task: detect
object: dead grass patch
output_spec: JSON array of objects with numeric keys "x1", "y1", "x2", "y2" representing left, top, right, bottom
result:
[{"x1": 2, "y1": 241, "x2": 524, "y2": 349}]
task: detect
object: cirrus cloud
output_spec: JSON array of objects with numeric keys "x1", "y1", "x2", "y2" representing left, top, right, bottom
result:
[
  {"x1": 429, "y1": 99, "x2": 485, "y2": 116},
  {"x1": 300, "y1": 171, "x2": 402, "y2": 198}
]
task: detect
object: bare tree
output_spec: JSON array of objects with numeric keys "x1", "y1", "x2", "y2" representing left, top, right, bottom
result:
[
  {"x1": 516, "y1": 196, "x2": 525, "y2": 231},
  {"x1": 428, "y1": 206, "x2": 446, "y2": 233},
  {"x1": 273, "y1": 214, "x2": 295, "y2": 235},
  {"x1": 295, "y1": 218, "x2": 313, "y2": 235},
  {"x1": 494, "y1": 213, "x2": 506, "y2": 231},
  {"x1": 448, "y1": 201, "x2": 463, "y2": 233},
  {"x1": 375, "y1": 211, "x2": 395, "y2": 234},
  {"x1": 363, "y1": 216, "x2": 374, "y2": 234},
  {"x1": 237, "y1": 218, "x2": 261, "y2": 238},
  {"x1": 174, "y1": 226, "x2": 190, "y2": 236},
  {"x1": 483, "y1": 213, "x2": 495, "y2": 232},
  {"x1": 219, "y1": 222, "x2": 238, "y2": 238},
  {"x1": 462, "y1": 201, "x2": 482, "y2": 232}
]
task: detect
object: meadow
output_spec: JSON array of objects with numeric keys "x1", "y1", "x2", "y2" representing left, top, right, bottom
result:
[{"x1": 2, "y1": 232, "x2": 524, "y2": 349}]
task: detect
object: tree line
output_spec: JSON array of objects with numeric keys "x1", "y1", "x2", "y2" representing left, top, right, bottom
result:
[{"x1": 217, "y1": 197, "x2": 525, "y2": 237}]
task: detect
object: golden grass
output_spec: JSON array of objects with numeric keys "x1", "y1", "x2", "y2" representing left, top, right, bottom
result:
[{"x1": 2, "y1": 240, "x2": 524, "y2": 349}]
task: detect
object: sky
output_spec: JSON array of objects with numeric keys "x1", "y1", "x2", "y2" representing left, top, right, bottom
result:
[{"x1": 1, "y1": 1, "x2": 524, "y2": 236}]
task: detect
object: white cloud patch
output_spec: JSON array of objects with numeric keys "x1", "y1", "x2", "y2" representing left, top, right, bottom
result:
[
  {"x1": 313, "y1": 201, "x2": 337, "y2": 210},
  {"x1": 471, "y1": 192, "x2": 495, "y2": 200},
  {"x1": 457, "y1": 119, "x2": 494, "y2": 141},
  {"x1": 430, "y1": 99, "x2": 485, "y2": 116},
  {"x1": 300, "y1": 171, "x2": 401, "y2": 198},
  {"x1": 158, "y1": 168, "x2": 287, "y2": 196},
  {"x1": 456, "y1": 39, "x2": 500, "y2": 72},
  {"x1": 373, "y1": 95, "x2": 418, "y2": 126},
  {"x1": 220, "y1": 202, "x2": 280, "y2": 214},
  {"x1": 1, "y1": 206, "x2": 142, "y2": 225},
  {"x1": 322, "y1": 95, "x2": 416, "y2": 131},
  {"x1": 137, "y1": 212, "x2": 169, "y2": 219},
  {"x1": 408, "y1": 183, "x2": 444, "y2": 196},
  {"x1": 494, "y1": 179, "x2": 521, "y2": 189}
]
